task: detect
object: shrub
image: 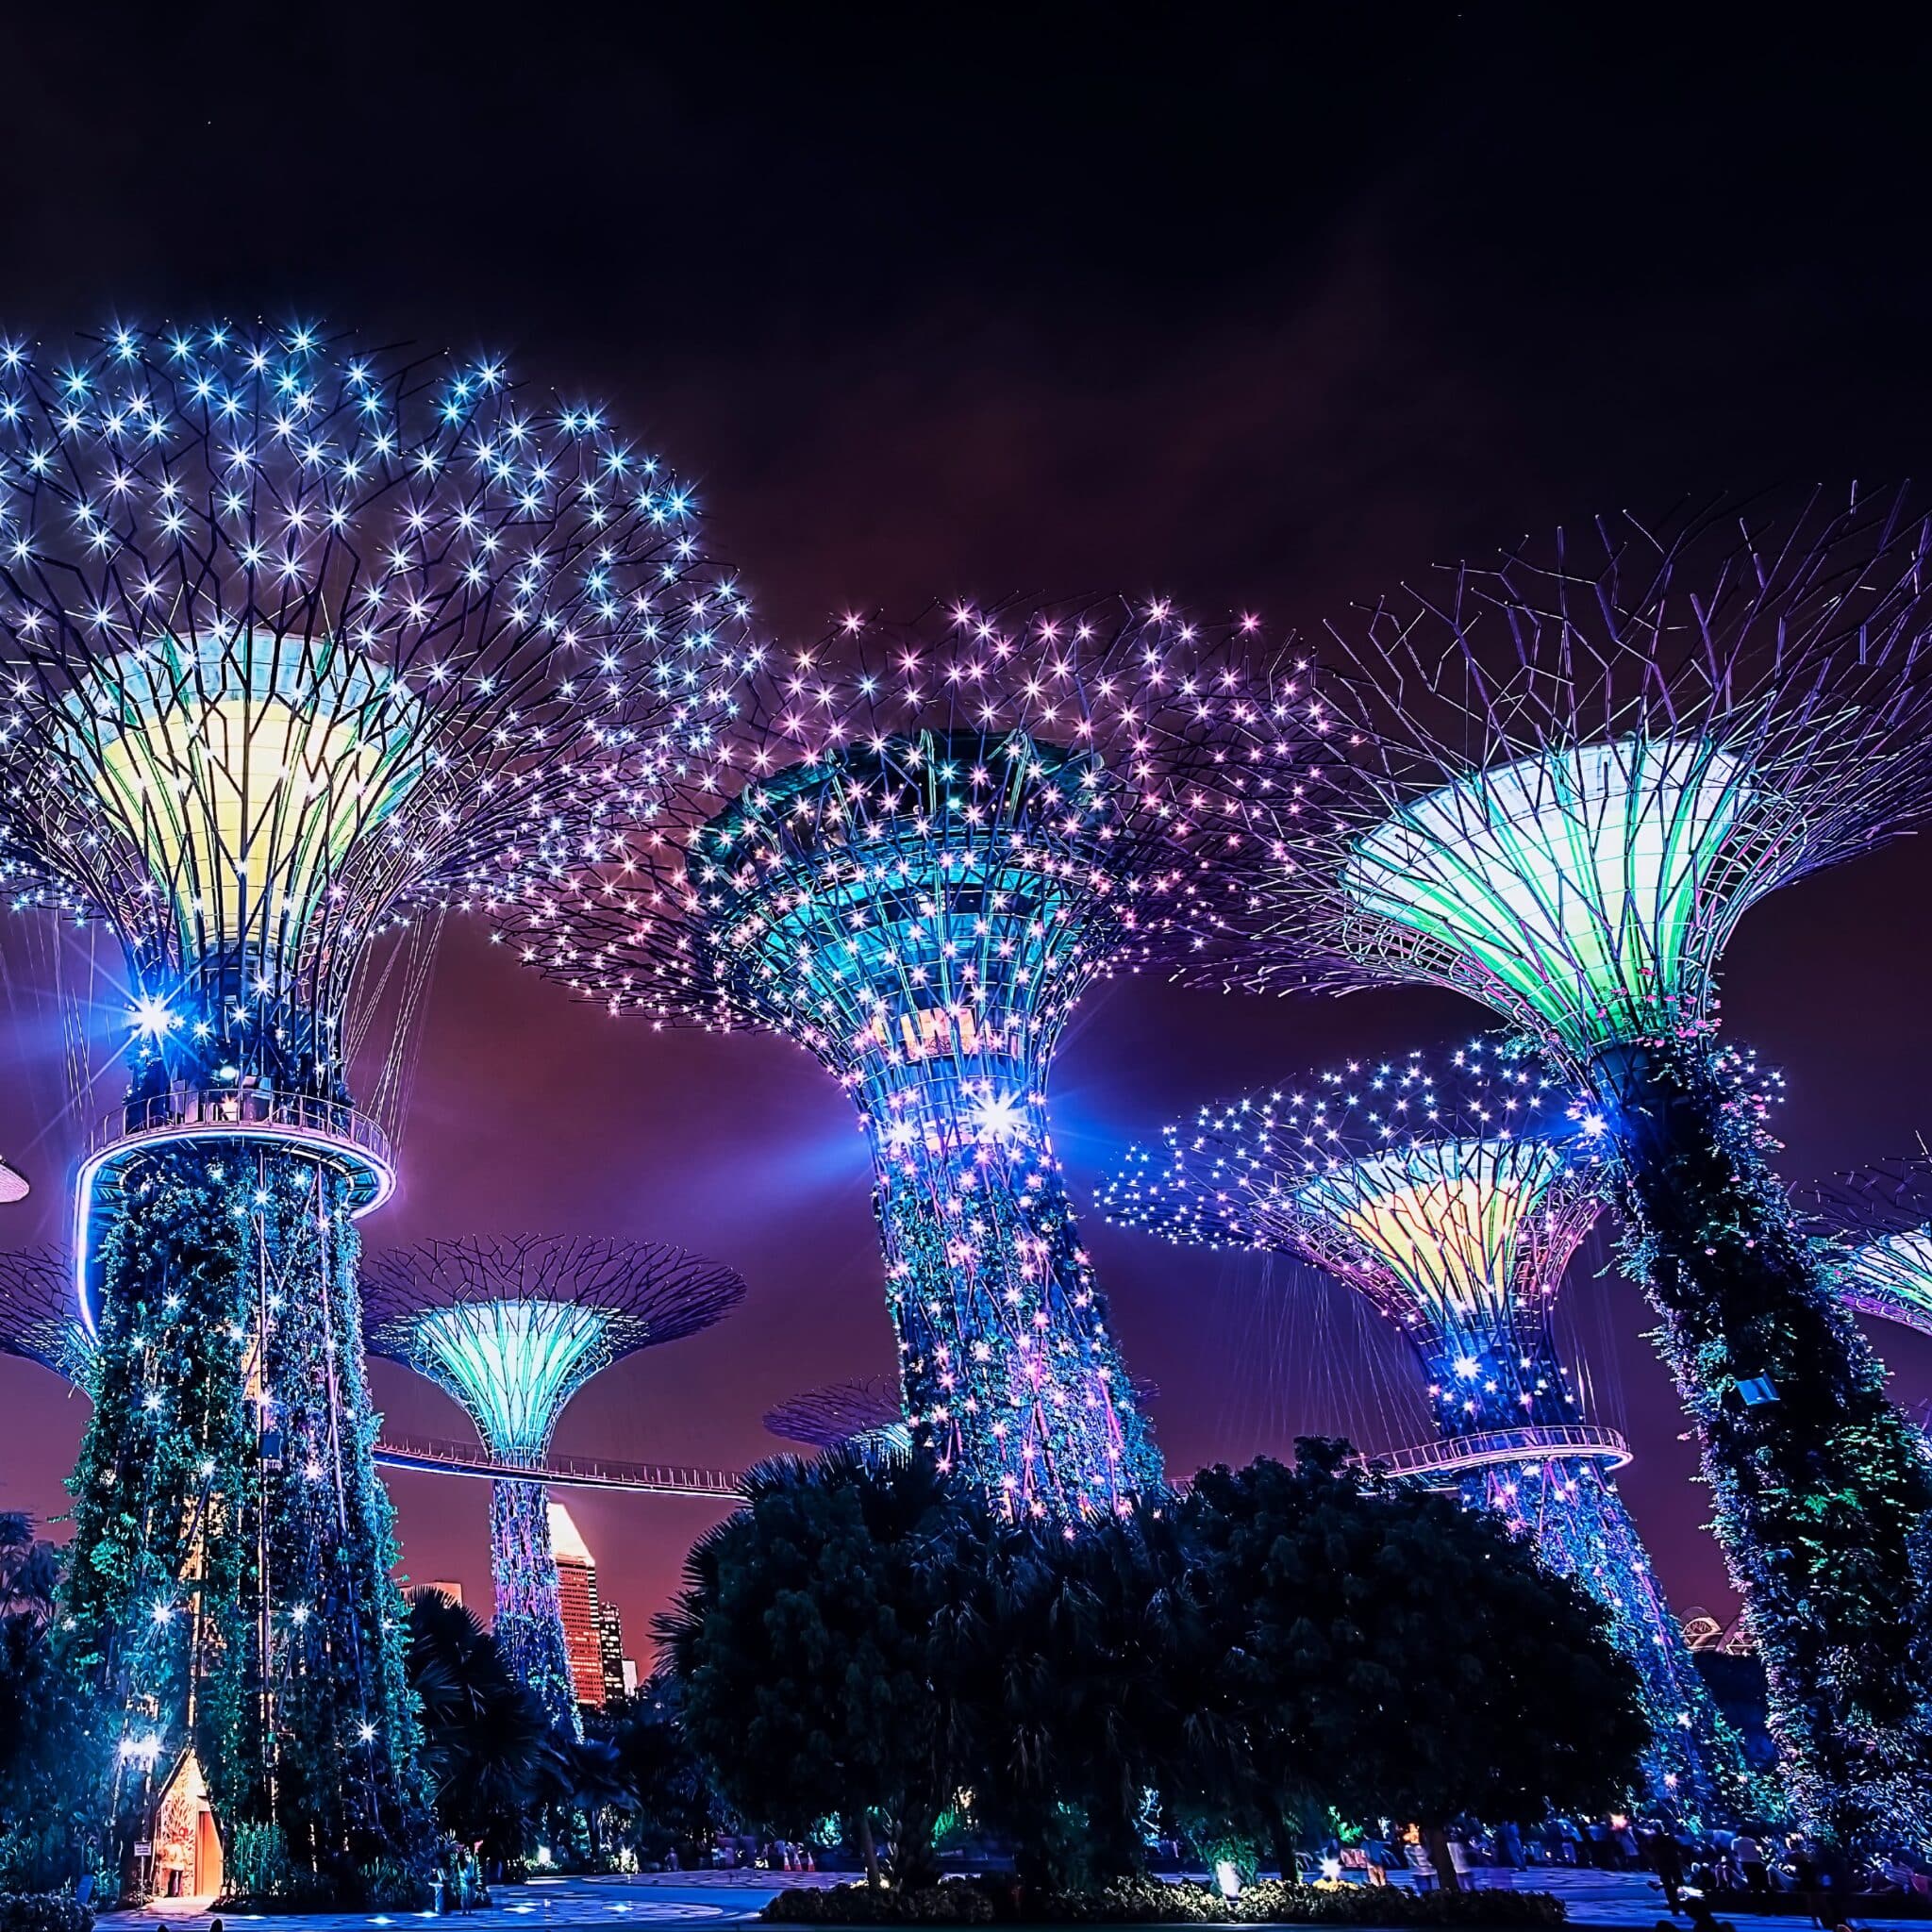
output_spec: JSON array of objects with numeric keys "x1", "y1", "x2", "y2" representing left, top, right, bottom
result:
[
  {"x1": 761, "y1": 1876, "x2": 1568, "y2": 1926},
  {"x1": 764, "y1": 1883, "x2": 996, "y2": 1924},
  {"x1": 358, "y1": 1859, "x2": 434, "y2": 1910},
  {"x1": 0, "y1": 1894, "x2": 94, "y2": 1932}
]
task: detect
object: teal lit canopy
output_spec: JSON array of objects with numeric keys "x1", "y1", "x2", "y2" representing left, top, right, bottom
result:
[
  {"x1": 363, "y1": 1234, "x2": 745, "y2": 1464},
  {"x1": 1343, "y1": 735, "x2": 1750, "y2": 1058}
]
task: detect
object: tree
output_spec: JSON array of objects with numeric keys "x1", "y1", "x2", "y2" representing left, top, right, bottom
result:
[
  {"x1": 657, "y1": 1449, "x2": 984, "y2": 1886},
  {"x1": 1183, "y1": 1443, "x2": 1650, "y2": 1889},
  {"x1": 0, "y1": 1525, "x2": 108, "y2": 1890},
  {"x1": 938, "y1": 1505, "x2": 1241, "y2": 1888},
  {"x1": 0, "y1": 1514, "x2": 59, "y2": 1626},
  {"x1": 560, "y1": 1732, "x2": 632, "y2": 1863},
  {"x1": 609, "y1": 1674, "x2": 726, "y2": 1866},
  {"x1": 405, "y1": 1590, "x2": 564, "y2": 1861}
]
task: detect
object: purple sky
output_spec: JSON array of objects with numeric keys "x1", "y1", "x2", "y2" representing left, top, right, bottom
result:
[{"x1": 3, "y1": 5, "x2": 1932, "y2": 1657}]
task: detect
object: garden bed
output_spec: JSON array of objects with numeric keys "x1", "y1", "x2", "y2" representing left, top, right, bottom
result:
[{"x1": 762, "y1": 1877, "x2": 1566, "y2": 1926}]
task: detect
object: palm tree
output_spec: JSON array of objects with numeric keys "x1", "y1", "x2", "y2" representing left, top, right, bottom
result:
[
  {"x1": 562, "y1": 1733, "x2": 633, "y2": 1863},
  {"x1": 0, "y1": 1512, "x2": 60, "y2": 1627},
  {"x1": 406, "y1": 1590, "x2": 565, "y2": 1860}
]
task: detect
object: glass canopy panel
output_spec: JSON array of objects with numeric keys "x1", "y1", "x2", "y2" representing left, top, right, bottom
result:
[{"x1": 1343, "y1": 737, "x2": 1747, "y2": 1053}]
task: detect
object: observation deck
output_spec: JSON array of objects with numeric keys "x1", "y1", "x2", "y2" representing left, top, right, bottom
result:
[
  {"x1": 1368, "y1": 1422, "x2": 1632, "y2": 1481},
  {"x1": 371, "y1": 1431, "x2": 741, "y2": 1498},
  {"x1": 75, "y1": 1085, "x2": 397, "y2": 1332}
]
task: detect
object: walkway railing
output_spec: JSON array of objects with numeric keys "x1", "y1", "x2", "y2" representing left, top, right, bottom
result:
[
  {"x1": 1368, "y1": 1422, "x2": 1632, "y2": 1480},
  {"x1": 373, "y1": 1432, "x2": 742, "y2": 1498}
]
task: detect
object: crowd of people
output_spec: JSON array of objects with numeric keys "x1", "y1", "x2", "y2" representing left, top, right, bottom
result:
[{"x1": 1430, "y1": 1814, "x2": 1932, "y2": 1915}]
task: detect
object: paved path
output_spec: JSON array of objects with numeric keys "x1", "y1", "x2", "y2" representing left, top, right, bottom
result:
[
  {"x1": 92, "y1": 1865, "x2": 1932, "y2": 1932},
  {"x1": 100, "y1": 1874, "x2": 771, "y2": 1932}
]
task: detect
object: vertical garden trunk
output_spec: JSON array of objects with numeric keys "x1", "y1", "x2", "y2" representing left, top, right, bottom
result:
[
  {"x1": 64, "y1": 1142, "x2": 429, "y2": 1892},
  {"x1": 871, "y1": 1081, "x2": 1163, "y2": 1519},
  {"x1": 489, "y1": 1476, "x2": 581, "y2": 1738},
  {"x1": 1591, "y1": 1041, "x2": 1932, "y2": 1840}
]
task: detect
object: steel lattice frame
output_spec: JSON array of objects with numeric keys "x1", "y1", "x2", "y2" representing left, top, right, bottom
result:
[
  {"x1": 364, "y1": 1235, "x2": 743, "y2": 1731},
  {"x1": 501, "y1": 598, "x2": 1326, "y2": 1520},
  {"x1": 0, "y1": 319, "x2": 745, "y2": 1889},
  {"x1": 0, "y1": 1243, "x2": 96, "y2": 1388},
  {"x1": 763, "y1": 1375, "x2": 909, "y2": 1451},
  {"x1": 1206, "y1": 491, "x2": 1932, "y2": 1844},
  {"x1": 1102, "y1": 1042, "x2": 1750, "y2": 1817}
]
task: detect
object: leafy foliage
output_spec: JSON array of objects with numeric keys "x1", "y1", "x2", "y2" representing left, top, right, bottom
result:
[
  {"x1": 607, "y1": 1674, "x2": 727, "y2": 1865},
  {"x1": 0, "y1": 1895, "x2": 95, "y2": 1932},
  {"x1": 1182, "y1": 1444, "x2": 1648, "y2": 1851},
  {"x1": 405, "y1": 1589, "x2": 564, "y2": 1859},
  {"x1": 664, "y1": 1445, "x2": 1646, "y2": 1898},
  {"x1": 0, "y1": 1530, "x2": 110, "y2": 1892},
  {"x1": 657, "y1": 1449, "x2": 981, "y2": 1884}
]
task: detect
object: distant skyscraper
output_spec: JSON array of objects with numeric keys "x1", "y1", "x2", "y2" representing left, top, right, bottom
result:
[
  {"x1": 598, "y1": 1601, "x2": 628, "y2": 1707},
  {"x1": 548, "y1": 1503, "x2": 607, "y2": 1707}
]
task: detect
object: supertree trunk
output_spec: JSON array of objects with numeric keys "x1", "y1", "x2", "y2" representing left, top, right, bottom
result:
[
  {"x1": 64, "y1": 1142, "x2": 428, "y2": 1891},
  {"x1": 873, "y1": 1089, "x2": 1161, "y2": 1519},
  {"x1": 1469, "y1": 1456, "x2": 1752, "y2": 1819},
  {"x1": 1416, "y1": 1329, "x2": 1749, "y2": 1815},
  {"x1": 489, "y1": 1475, "x2": 580, "y2": 1737},
  {"x1": 1591, "y1": 1041, "x2": 1932, "y2": 1840}
]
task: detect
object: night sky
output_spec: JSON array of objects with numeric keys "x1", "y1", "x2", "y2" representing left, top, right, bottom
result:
[{"x1": 2, "y1": 4, "x2": 1932, "y2": 1657}]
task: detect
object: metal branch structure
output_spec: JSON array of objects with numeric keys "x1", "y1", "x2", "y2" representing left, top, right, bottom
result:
[
  {"x1": 1102, "y1": 1042, "x2": 1749, "y2": 1816},
  {"x1": 0, "y1": 319, "x2": 742, "y2": 1890},
  {"x1": 1805, "y1": 1156, "x2": 1932, "y2": 1339},
  {"x1": 364, "y1": 1235, "x2": 743, "y2": 1731},
  {"x1": 1215, "y1": 493, "x2": 1932, "y2": 1842},
  {"x1": 0, "y1": 1244, "x2": 97, "y2": 1388},
  {"x1": 763, "y1": 1375, "x2": 911, "y2": 1454},
  {"x1": 502, "y1": 598, "x2": 1323, "y2": 1520}
]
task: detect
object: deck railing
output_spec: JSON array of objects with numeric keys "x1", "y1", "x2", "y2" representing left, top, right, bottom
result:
[{"x1": 92, "y1": 1085, "x2": 395, "y2": 1170}]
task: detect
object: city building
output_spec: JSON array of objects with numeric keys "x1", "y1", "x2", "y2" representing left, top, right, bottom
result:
[{"x1": 548, "y1": 1502, "x2": 608, "y2": 1708}]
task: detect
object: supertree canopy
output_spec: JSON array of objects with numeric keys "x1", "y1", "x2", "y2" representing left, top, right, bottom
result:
[
  {"x1": 0, "y1": 1243, "x2": 97, "y2": 1389},
  {"x1": 1103, "y1": 1042, "x2": 1750, "y2": 1815},
  {"x1": 0, "y1": 320, "x2": 741, "y2": 1891},
  {"x1": 503, "y1": 598, "x2": 1324, "y2": 1520},
  {"x1": 364, "y1": 1235, "x2": 744, "y2": 1732},
  {"x1": 1220, "y1": 494, "x2": 1932, "y2": 1841},
  {"x1": 763, "y1": 1374, "x2": 912, "y2": 1455}
]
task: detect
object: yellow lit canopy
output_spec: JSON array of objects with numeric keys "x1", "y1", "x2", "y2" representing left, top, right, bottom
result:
[{"x1": 58, "y1": 629, "x2": 428, "y2": 975}]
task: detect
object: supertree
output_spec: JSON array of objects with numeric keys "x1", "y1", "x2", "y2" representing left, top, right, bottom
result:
[
  {"x1": 1103, "y1": 1042, "x2": 1751, "y2": 1815},
  {"x1": 0, "y1": 320, "x2": 741, "y2": 1887},
  {"x1": 363, "y1": 1235, "x2": 744, "y2": 1733},
  {"x1": 0, "y1": 1243, "x2": 98, "y2": 1389},
  {"x1": 763, "y1": 1375, "x2": 910, "y2": 1455},
  {"x1": 1220, "y1": 493, "x2": 1932, "y2": 1840},
  {"x1": 502, "y1": 599, "x2": 1320, "y2": 1519}
]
